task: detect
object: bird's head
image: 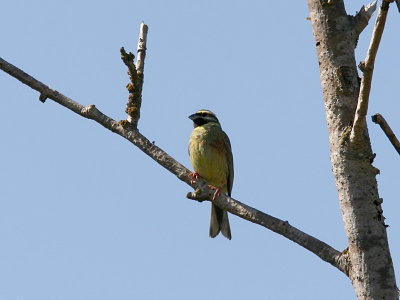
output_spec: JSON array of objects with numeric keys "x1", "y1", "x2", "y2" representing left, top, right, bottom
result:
[{"x1": 189, "y1": 109, "x2": 220, "y2": 128}]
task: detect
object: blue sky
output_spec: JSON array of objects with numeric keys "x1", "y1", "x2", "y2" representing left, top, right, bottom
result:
[{"x1": 1, "y1": 1, "x2": 399, "y2": 299}]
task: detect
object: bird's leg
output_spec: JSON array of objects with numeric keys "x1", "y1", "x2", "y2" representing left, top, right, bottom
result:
[
  {"x1": 208, "y1": 185, "x2": 221, "y2": 201},
  {"x1": 188, "y1": 172, "x2": 200, "y2": 184}
]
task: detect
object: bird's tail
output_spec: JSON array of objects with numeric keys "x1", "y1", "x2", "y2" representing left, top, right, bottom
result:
[{"x1": 209, "y1": 204, "x2": 231, "y2": 240}]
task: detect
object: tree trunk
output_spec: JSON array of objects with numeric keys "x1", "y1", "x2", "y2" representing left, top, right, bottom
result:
[{"x1": 307, "y1": 0, "x2": 397, "y2": 299}]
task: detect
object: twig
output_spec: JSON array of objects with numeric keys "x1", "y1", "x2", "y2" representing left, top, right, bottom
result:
[
  {"x1": 120, "y1": 47, "x2": 138, "y2": 83},
  {"x1": 136, "y1": 22, "x2": 148, "y2": 74},
  {"x1": 121, "y1": 22, "x2": 148, "y2": 128},
  {"x1": 354, "y1": 1, "x2": 378, "y2": 35},
  {"x1": 0, "y1": 56, "x2": 348, "y2": 275},
  {"x1": 371, "y1": 113, "x2": 400, "y2": 155},
  {"x1": 350, "y1": 0, "x2": 391, "y2": 143}
]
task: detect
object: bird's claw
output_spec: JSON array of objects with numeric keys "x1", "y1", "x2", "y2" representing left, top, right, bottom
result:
[
  {"x1": 188, "y1": 172, "x2": 200, "y2": 184},
  {"x1": 188, "y1": 173, "x2": 222, "y2": 201},
  {"x1": 208, "y1": 185, "x2": 221, "y2": 201}
]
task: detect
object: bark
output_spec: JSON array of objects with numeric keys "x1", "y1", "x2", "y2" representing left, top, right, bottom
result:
[{"x1": 307, "y1": 0, "x2": 397, "y2": 299}]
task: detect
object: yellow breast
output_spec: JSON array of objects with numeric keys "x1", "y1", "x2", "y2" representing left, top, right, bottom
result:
[{"x1": 189, "y1": 124, "x2": 229, "y2": 192}]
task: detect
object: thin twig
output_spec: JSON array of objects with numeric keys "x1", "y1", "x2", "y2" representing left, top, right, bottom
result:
[
  {"x1": 136, "y1": 22, "x2": 148, "y2": 74},
  {"x1": 120, "y1": 47, "x2": 138, "y2": 83},
  {"x1": 372, "y1": 113, "x2": 400, "y2": 155},
  {"x1": 122, "y1": 22, "x2": 148, "y2": 128},
  {"x1": 350, "y1": 0, "x2": 391, "y2": 143},
  {"x1": 0, "y1": 56, "x2": 348, "y2": 275}
]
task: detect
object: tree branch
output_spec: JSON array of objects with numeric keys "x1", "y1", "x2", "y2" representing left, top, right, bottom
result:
[
  {"x1": 121, "y1": 22, "x2": 148, "y2": 129},
  {"x1": 350, "y1": 0, "x2": 391, "y2": 143},
  {"x1": 188, "y1": 189, "x2": 349, "y2": 275},
  {"x1": 372, "y1": 113, "x2": 400, "y2": 155},
  {"x1": 0, "y1": 56, "x2": 348, "y2": 276},
  {"x1": 353, "y1": 1, "x2": 377, "y2": 36}
]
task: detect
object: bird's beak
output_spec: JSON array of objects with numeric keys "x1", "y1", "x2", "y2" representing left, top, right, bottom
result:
[{"x1": 188, "y1": 113, "x2": 196, "y2": 120}]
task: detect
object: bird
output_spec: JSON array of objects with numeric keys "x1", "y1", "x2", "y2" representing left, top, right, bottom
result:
[{"x1": 188, "y1": 109, "x2": 233, "y2": 240}]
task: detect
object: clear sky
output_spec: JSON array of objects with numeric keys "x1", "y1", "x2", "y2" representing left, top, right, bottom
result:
[{"x1": 1, "y1": 1, "x2": 399, "y2": 299}]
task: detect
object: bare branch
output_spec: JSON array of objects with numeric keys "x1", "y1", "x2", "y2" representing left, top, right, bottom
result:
[
  {"x1": 372, "y1": 113, "x2": 400, "y2": 155},
  {"x1": 189, "y1": 188, "x2": 349, "y2": 275},
  {"x1": 120, "y1": 47, "x2": 138, "y2": 83},
  {"x1": 0, "y1": 56, "x2": 348, "y2": 275},
  {"x1": 0, "y1": 58, "x2": 83, "y2": 113},
  {"x1": 350, "y1": 0, "x2": 391, "y2": 143},
  {"x1": 354, "y1": 1, "x2": 377, "y2": 35},
  {"x1": 121, "y1": 22, "x2": 148, "y2": 128}
]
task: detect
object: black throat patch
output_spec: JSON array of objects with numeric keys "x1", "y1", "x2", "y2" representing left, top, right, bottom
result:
[{"x1": 193, "y1": 117, "x2": 208, "y2": 127}]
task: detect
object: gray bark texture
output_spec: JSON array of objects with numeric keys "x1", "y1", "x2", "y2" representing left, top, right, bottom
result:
[{"x1": 307, "y1": 0, "x2": 397, "y2": 299}]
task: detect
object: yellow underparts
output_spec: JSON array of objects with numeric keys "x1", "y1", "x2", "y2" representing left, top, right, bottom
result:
[{"x1": 189, "y1": 125, "x2": 228, "y2": 193}]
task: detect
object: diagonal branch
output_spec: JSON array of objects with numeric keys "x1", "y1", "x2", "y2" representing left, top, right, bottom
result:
[
  {"x1": 353, "y1": 1, "x2": 377, "y2": 36},
  {"x1": 0, "y1": 56, "x2": 349, "y2": 276},
  {"x1": 188, "y1": 189, "x2": 349, "y2": 275},
  {"x1": 372, "y1": 113, "x2": 400, "y2": 155},
  {"x1": 350, "y1": 0, "x2": 391, "y2": 143}
]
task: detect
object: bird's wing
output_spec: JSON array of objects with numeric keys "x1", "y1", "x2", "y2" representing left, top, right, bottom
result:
[{"x1": 222, "y1": 130, "x2": 234, "y2": 196}]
